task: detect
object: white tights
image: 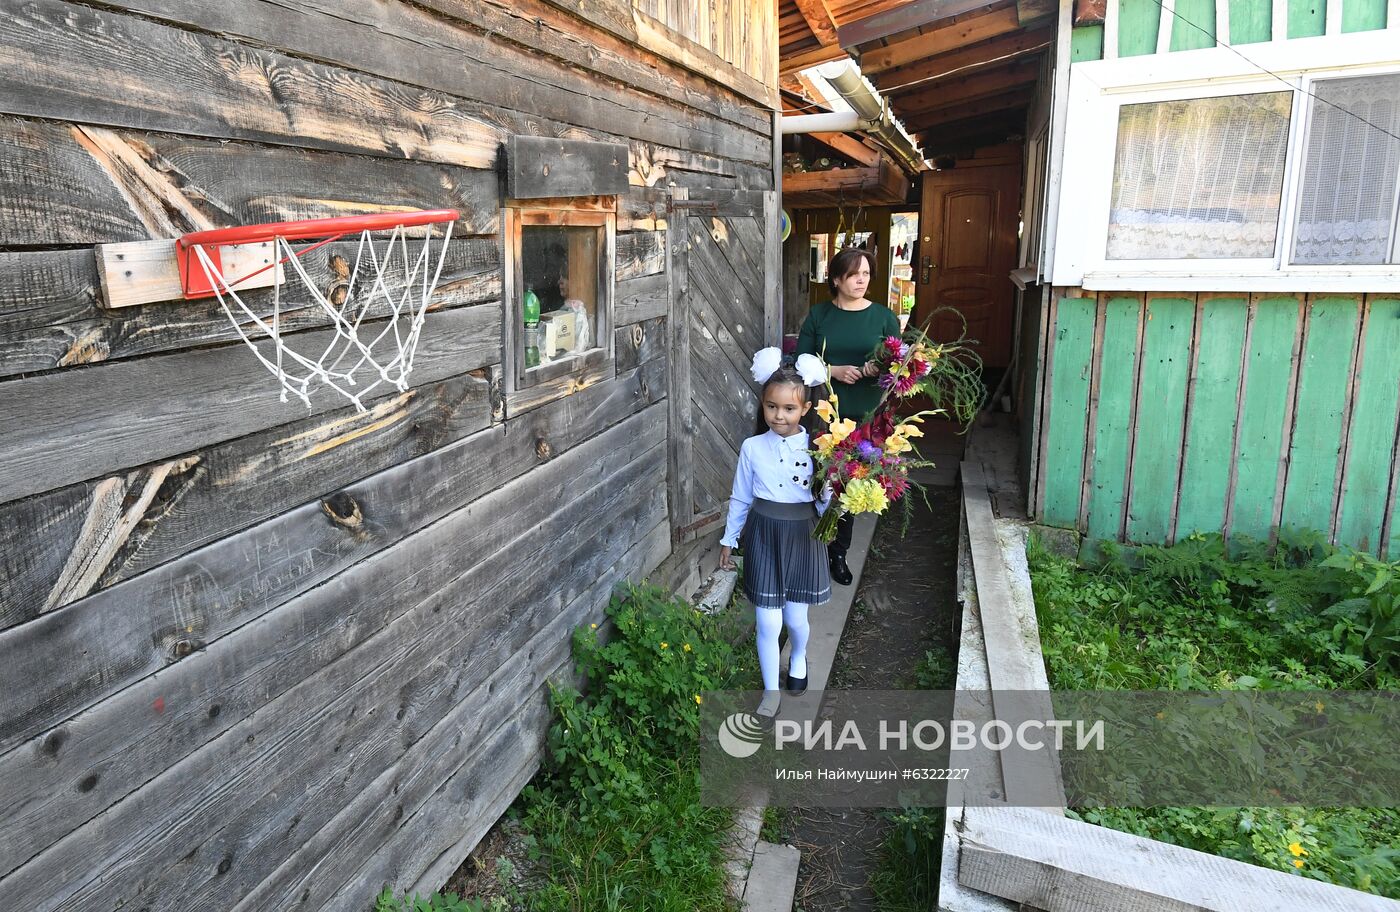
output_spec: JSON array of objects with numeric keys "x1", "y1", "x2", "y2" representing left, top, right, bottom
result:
[{"x1": 755, "y1": 601, "x2": 810, "y2": 692}]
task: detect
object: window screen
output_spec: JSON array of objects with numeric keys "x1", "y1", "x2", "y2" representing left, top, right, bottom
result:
[
  {"x1": 1292, "y1": 74, "x2": 1400, "y2": 266},
  {"x1": 1106, "y1": 92, "x2": 1292, "y2": 260}
]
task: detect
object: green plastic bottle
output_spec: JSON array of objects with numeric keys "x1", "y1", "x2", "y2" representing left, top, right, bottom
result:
[{"x1": 523, "y1": 285, "x2": 541, "y2": 367}]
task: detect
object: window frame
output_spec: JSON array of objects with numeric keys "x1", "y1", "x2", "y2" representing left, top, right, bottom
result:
[
  {"x1": 1052, "y1": 31, "x2": 1400, "y2": 292},
  {"x1": 501, "y1": 201, "x2": 616, "y2": 401}
]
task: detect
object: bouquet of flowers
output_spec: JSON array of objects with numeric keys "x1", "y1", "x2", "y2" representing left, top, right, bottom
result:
[{"x1": 809, "y1": 322, "x2": 983, "y2": 543}]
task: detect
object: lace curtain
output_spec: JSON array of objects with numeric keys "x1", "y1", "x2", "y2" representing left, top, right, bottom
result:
[
  {"x1": 1106, "y1": 92, "x2": 1292, "y2": 260},
  {"x1": 1292, "y1": 74, "x2": 1400, "y2": 265}
]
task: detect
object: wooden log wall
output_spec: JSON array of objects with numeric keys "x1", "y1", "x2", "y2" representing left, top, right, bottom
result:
[
  {"x1": 0, "y1": 0, "x2": 775, "y2": 907},
  {"x1": 1035, "y1": 290, "x2": 1400, "y2": 558}
]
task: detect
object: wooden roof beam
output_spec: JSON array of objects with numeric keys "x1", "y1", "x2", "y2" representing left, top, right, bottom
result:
[
  {"x1": 858, "y1": 3, "x2": 1025, "y2": 75},
  {"x1": 793, "y1": 0, "x2": 841, "y2": 46},
  {"x1": 918, "y1": 112, "x2": 1028, "y2": 151},
  {"x1": 808, "y1": 131, "x2": 883, "y2": 167},
  {"x1": 779, "y1": 42, "x2": 850, "y2": 75},
  {"x1": 837, "y1": 0, "x2": 1004, "y2": 47},
  {"x1": 895, "y1": 58, "x2": 1041, "y2": 118},
  {"x1": 873, "y1": 27, "x2": 1052, "y2": 96},
  {"x1": 904, "y1": 88, "x2": 1033, "y2": 132}
]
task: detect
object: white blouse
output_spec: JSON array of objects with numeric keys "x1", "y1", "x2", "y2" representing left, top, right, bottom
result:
[{"x1": 721, "y1": 429, "x2": 828, "y2": 548}]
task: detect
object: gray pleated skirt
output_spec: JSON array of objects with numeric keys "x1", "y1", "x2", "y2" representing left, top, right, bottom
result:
[{"x1": 739, "y1": 498, "x2": 832, "y2": 609}]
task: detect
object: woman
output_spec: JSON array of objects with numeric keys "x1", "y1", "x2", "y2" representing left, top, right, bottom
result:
[{"x1": 797, "y1": 247, "x2": 900, "y2": 586}]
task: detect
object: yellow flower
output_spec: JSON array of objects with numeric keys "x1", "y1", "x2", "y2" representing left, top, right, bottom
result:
[
  {"x1": 828, "y1": 418, "x2": 856, "y2": 443},
  {"x1": 694, "y1": 695, "x2": 703, "y2": 705},
  {"x1": 839, "y1": 478, "x2": 890, "y2": 515},
  {"x1": 1293, "y1": 859, "x2": 1305, "y2": 869},
  {"x1": 1314, "y1": 700, "x2": 1325, "y2": 713},
  {"x1": 900, "y1": 423, "x2": 925, "y2": 439},
  {"x1": 816, "y1": 398, "x2": 838, "y2": 423},
  {"x1": 660, "y1": 642, "x2": 668, "y2": 649},
  {"x1": 683, "y1": 643, "x2": 692, "y2": 652},
  {"x1": 815, "y1": 433, "x2": 838, "y2": 458},
  {"x1": 590, "y1": 623, "x2": 598, "y2": 629},
  {"x1": 1288, "y1": 842, "x2": 1308, "y2": 857},
  {"x1": 884, "y1": 433, "x2": 912, "y2": 455},
  {"x1": 1154, "y1": 711, "x2": 1165, "y2": 720}
]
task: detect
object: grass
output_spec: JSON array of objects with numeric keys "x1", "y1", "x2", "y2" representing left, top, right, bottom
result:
[
  {"x1": 376, "y1": 583, "x2": 752, "y2": 912},
  {"x1": 1029, "y1": 530, "x2": 1400, "y2": 897}
]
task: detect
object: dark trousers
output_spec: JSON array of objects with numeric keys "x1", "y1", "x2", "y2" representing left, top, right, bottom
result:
[{"x1": 828, "y1": 512, "x2": 854, "y2": 558}]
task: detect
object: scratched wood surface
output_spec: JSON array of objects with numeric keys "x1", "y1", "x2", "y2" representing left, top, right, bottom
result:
[{"x1": 0, "y1": 0, "x2": 776, "y2": 905}]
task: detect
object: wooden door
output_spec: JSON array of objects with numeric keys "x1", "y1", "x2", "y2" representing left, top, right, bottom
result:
[
  {"x1": 914, "y1": 164, "x2": 1021, "y2": 368},
  {"x1": 666, "y1": 190, "x2": 782, "y2": 544}
]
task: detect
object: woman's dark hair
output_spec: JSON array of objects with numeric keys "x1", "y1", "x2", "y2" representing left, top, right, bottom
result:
[
  {"x1": 827, "y1": 247, "x2": 876, "y2": 295},
  {"x1": 754, "y1": 363, "x2": 821, "y2": 436}
]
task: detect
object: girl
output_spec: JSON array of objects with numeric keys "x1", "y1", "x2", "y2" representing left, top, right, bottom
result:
[{"x1": 719, "y1": 347, "x2": 830, "y2": 718}]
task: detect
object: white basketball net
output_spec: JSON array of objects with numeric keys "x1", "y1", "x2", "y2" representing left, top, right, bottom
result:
[{"x1": 191, "y1": 221, "x2": 455, "y2": 412}]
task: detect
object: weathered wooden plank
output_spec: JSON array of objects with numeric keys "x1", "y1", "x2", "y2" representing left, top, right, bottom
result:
[
  {"x1": 0, "y1": 357, "x2": 664, "y2": 756},
  {"x1": 315, "y1": 524, "x2": 672, "y2": 911},
  {"x1": 763, "y1": 192, "x2": 782, "y2": 346},
  {"x1": 0, "y1": 402, "x2": 665, "y2": 884},
  {"x1": 0, "y1": 370, "x2": 497, "y2": 629},
  {"x1": 688, "y1": 305, "x2": 760, "y2": 452},
  {"x1": 614, "y1": 315, "x2": 666, "y2": 375},
  {"x1": 961, "y1": 462, "x2": 1065, "y2": 810},
  {"x1": 1338, "y1": 297, "x2": 1400, "y2": 554},
  {"x1": 416, "y1": 0, "x2": 768, "y2": 134},
  {"x1": 1280, "y1": 296, "x2": 1360, "y2": 539},
  {"x1": 667, "y1": 209, "x2": 697, "y2": 536},
  {"x1": 958, "y1": 806, "x2": 1400, "y2": 912},
  {"x1": 691, "y1": 407, "x2": 742, "y2": 514},
  {"x1": 617, "y1": 229, "x2": 668, "y2": 281},
  {"x1": 507, "y1": 135, "x2": 630, "y2": 199},
  {"x1": 688, "y1": 265, "x2": 759, "y2": 384},
  {"x1": 1174, "y1": 295, "x2": 1248, "y2": 539},
  {"x1": 2, "y1": 449, "x2": 667, "y2": 910},
  {"x1": 0, "y1": 303, "x2": 501, "y2": 507},
  {"x1": 0, "y1": 0, "x2": 502, "y2": 168},
  {"x1": 1040, "y1": 293, "x2": 1096, "y2": 528},
  {"x1": 1084, "y1": 295, "x2": 1141, "y2": 544},
  {"x1": 0, "y1": 238, "x2": 498, "y2": 378},
  {"x1": 0, "y1": 118, "x2": 501, "y2": 248},
  {"x1": 1228, "y1": 296, "x2": 1302, "y2": 544},
  {"x1": 858, "y1": 4, "x2": 1028, "y2": 75},
  {"x1": 615, "y1": 272, "x2": 669, "y2": 325},
  {"x1": 685, "y1": 222, "x2": 765, "y2": 366},
  {"x1": 100, "y1": 0, "x2": 770, "y2": 151},
  {"x1": 1125, "y1": 295, "x2": 1194, "y2": 543},
  {"x1": 504, "y1": 359, "x2": 615, "y2": 418}
]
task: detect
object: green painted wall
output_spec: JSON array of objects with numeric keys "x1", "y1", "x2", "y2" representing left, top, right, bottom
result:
[
  {"x1": 1072, "y1": 25, "x2": 1105, "y2": 62},
  {"x1": 1070, "y1": 0, "x2": 1386, "y2": 64},
  {"x1": 1170, "y1": 0, "x2": 1219, "y2": 49},
  {"x1": 1231, "y1": 0, "x2": 1276, "y2": 41},
  {"x1": 1038, "y1": 292, "x2": 1400, "y2": 558}
]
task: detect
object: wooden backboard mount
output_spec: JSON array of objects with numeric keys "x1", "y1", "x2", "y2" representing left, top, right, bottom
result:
[{"x1": 96, "y1": 238, "x2": 283, "y2": 309}]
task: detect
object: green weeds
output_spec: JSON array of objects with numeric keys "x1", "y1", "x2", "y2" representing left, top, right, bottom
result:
[{"x1": 1030, "y1": 531, "x2": 1400, "y2": 896}]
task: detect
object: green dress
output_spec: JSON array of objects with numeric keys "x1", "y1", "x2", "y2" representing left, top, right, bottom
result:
[{"x1": 797, "y1": 300, "x2": 901, "y2": 421}]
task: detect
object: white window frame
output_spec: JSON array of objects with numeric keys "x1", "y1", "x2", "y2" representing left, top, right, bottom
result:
[{"x1": 1051, "y1": 31, "x2": 1400, "y2": 292}]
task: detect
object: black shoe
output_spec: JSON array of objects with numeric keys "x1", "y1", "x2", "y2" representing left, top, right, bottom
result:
[
  {"x1": 786, "y1": 674, "x2": 808, "y2": 696},
  {"x1": 829, "y1": 553, "x2": 853, "y2": 586}
]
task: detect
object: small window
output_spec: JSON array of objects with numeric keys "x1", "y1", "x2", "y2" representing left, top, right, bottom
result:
[
  {"x1": 1291, "y1": 73, "x2": 1400, "y2": 266},
  {"x1": 1106, "y1": 92, "x2": 1293, "y2": 260},
  {"x1": 505, "y1": 205, "x2": 614, "y2": 393}
]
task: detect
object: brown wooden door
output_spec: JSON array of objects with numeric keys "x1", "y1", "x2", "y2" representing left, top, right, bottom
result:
[{"x1": 914, "y1": 164, "x2": 1020, "y2": 368}]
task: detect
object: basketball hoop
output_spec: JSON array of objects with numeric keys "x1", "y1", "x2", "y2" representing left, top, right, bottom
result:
[{"x1": 177, "y1": 209, "x2": 460, "y2": 412}]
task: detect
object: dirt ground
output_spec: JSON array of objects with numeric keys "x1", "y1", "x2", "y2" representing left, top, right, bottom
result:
[{"x1": 779, "y1": 485, "x2": 963, "y2": 912}]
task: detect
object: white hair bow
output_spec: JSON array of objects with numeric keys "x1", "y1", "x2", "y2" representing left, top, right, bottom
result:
[
  {"x1": 749, "y1": 347, "x2": 783, "y2": 384},
  {"x1": 795, "y1": 353, "x2": 828, "y2": 387}
]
